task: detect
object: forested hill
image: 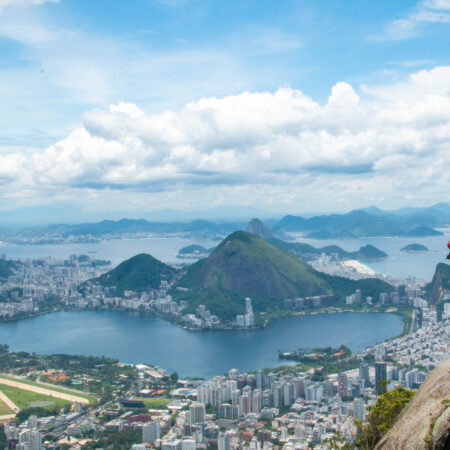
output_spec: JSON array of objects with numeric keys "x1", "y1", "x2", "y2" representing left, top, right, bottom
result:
[
  {"x1": 91, "y1": 253, "x2": 176, "y2": 294},
  {"x1": 174, "y1": 231, "x2": 393, "y2": 319},
  {"x1": 267, "y1": 237, "x2": 388, "y2": 261}
]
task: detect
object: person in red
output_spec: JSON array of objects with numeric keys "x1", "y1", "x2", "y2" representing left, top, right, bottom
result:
[{"x1": 447, "y1": 241, "x2": 450, "y2": 260}]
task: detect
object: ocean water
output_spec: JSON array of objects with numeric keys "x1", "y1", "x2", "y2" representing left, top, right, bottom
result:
[
  {"x1": 0, "y1": 236, "x2": 218, "y2": 267},
  {"x1": 0, "y1": 311, "x2": 403, "y2": 378},
  {"x1": 0, "y1": 233, "x2": 448, "y2": 280},
  {"x1": 293, "y1": 233, "x2": 450, "y2": 280}
]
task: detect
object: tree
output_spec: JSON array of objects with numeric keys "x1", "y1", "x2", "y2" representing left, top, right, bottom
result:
[
  {"x1": 322, "y1": 432, "x2": 353, "y2": 449},
  {"x1": 170, "y1": 371, "x2": 179, "y2": 384},
  {"x1": 355, "y1": 386, "x2": 414, "y2": 449}
]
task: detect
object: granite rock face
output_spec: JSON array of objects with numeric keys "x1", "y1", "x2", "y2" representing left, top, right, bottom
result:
[
  {"x1": 376, "y1": 357, "x2": 450, "y2": 450},
  {"x1": 246, "y1": 218, "x2": 273, "y2": 239}
]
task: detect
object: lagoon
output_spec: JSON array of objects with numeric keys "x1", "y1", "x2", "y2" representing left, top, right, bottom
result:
[{"x1": 0, "y1": 311, "x2": 403, "y2": 378}]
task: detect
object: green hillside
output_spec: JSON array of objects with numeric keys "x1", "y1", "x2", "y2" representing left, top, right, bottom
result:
[
  {"x1": 356, "y1": 244, "x2": 388, "y2": 260},
  {"x1": 267, "y1": 238, "x2": 387, "y2": 261},
  {"x1": 92, "y1": 253, "x2": 176, "y2": 294},
  {"x1": 175, "y1": 231, "x2": 393, "y2": 320}
]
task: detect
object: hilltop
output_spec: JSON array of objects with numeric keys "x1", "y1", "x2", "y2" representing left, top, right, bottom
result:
[
  {"x1": 174, "y1": 231, "x2": 393, "y2": 320},
  {"x1": 91, "y1": 253, "x2": 176, "y2": 294},
  {"x1": 247, "y1": 218, "x2": 273, "y2": 239}
]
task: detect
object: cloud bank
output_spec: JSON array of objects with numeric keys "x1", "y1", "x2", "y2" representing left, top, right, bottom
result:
[{"x1": 2, "y1": 66, "x2": 450, "y2": 213}]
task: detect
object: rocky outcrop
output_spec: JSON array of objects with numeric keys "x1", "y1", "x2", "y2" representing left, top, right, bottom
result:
[
  {"x1": 375, "y1": 357, "x2": 450, "y2": 450},
  {"x1": 427, "y1": 263, "x2": 450, "y2": 306},
  {"x1": 246, "y1": 218, "x2": 273, "y2": 239}
]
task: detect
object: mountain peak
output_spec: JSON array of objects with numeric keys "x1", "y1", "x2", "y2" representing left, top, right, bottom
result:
[
  {"x1": 91, "y1": 252, "x2": 175, "y2": 294},
  {"x1": 246, "y1": 218, "x2": 273, "y2": 239},
  {"x1": 175, "y1": 231, "x2": 393, "y2": 320}
]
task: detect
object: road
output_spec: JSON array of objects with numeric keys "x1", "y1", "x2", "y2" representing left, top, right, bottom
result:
[{"x1": 0, "y1": 390, "x2": 19, "y2": 413}]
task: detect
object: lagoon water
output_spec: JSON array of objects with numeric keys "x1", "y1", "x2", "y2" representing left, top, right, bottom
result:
[
  {"x1": 0, "y1": 311, "x2": 403, "y2": 378},
  {"x1": 0, "y1": 233, "x2": 441, "y2": 377}
]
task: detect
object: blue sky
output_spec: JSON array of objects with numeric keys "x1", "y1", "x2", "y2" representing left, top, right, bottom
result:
[{"x1": 0, "y1": 0, "x2": 449, "y2": 222}]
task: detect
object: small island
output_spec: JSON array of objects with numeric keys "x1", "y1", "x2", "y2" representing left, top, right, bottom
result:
[
  {"x1": 400, "y1": 243, "x2": 429, "y2": 252},
  {"x1": 177, "y1": 244, "x2": 213, "y2": 259}
]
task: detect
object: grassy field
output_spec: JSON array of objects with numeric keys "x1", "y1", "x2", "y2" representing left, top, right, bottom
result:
[
  {"x1": 0, "y1": 398, "x2": 13, "y2": 415},
  {"x1": 141, "y1": 398, "x2": 171, "y2": 409},
  {"x1": 0, "y1": 383, "x2": 70, "y2": 410},
  {"x1": 0, "y1": 374, "x2": 97, "y2": 404}
]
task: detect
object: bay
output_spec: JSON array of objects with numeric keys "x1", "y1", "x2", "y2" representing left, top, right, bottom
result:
[
  {"x1": 294, "y1": 233, "x2": 450, "y2": 280},
  {"x1": 0, "y1": 233, "x2": 448, "y2": 280},
  {"x1": 0, "y1": 236, "x2": 218, "y2": 267},
  {"x1": 0, "y1": 311, "x2": 403, "y2": 378}
]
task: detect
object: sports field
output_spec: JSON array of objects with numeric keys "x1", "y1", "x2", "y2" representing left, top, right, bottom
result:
[
  {"x1": 142, "y1": 398, "x2": 171, "y2": 409},
  {"x1": 0, "y1": 375, "x2": 96, "y2": 404},
  {"x1": 0, "y1": 383, "x2": 69, "y2": 410}
]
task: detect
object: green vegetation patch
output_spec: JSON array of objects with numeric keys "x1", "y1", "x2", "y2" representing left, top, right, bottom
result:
[
  {"x1": 0, "y1": 398, "x2": 13, "y2": 415},
  {"x1": 175, "y1": 231, "x2": 393, "y2": 320},
  {"x1": 356, "y1": 386, "x2": 414, "y2": 449},
  {"x1": 140, "y1": 397, "x2": 171, "y2": 409},
  {"x1": 92, "y1": 253, "x2": 176, "y2": 294},
  {"x1": 0, "y1": 375, "x2": 97, "y2": 404}
]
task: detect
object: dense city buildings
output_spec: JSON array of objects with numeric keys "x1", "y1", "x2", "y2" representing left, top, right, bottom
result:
[{"x1": 0, "y1": 252, "x2": 448, "y2": 448}]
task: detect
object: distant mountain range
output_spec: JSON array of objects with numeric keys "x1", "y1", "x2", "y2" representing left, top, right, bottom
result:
[
  {"x1": 2, "y1": 202, "x2": 448, "y2": 241},
  {"x1": 276, "y1": 210, "x2": 444, "y2": 238},
  {"x1": 92, "y1": 231, "x2": 394, "y2": 321}
]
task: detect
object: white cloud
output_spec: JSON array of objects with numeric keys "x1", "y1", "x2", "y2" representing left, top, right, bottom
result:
[
  {"x1": 370, "y1": 0, "x2": 450, "y2": 41},
  {"x1": 1, "y1": 66, "x2": 449, "y2": 212}
]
